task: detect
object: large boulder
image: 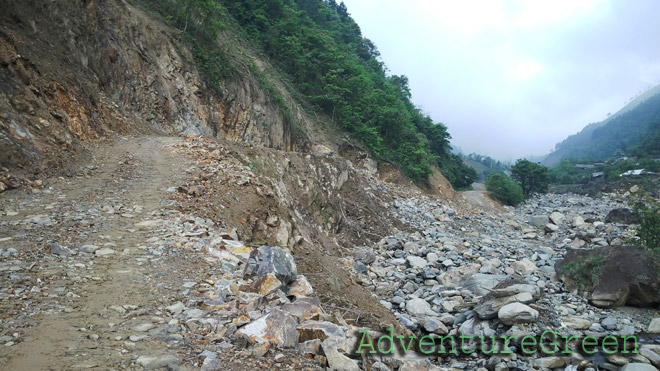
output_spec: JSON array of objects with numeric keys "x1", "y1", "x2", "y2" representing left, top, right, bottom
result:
[
  {"x1": 534, "y1": 357, "x2": 565, "y2": 369},
  {"x1": 527, "y1": 215, "x2": 549, "y2": 227},
  {"x1": 322, "y1": 339, "x2": 361, "y2": 371},
  {"x1": 562, "y1": 316, "x2": 592, "y2": 330},
  {"x1": 406, "y1": 256, "x2": 427, "y2": 269},
  {"x1": 440, "y1": 263, "x2": 482, "y2": 288},
  {"x1": 474, "y1": 292, "x2": 536, "y2": 319},
  {"x1": 281, "y1": 297, "x2": 323, "y2": 322},
  {"x1": 498, "y1": 303, "x2": 539, "y2": 325},
  {"x1": 620, "y1": 364, "x2": 659, "y2": 371},
  {"x1": 243, "y1": 246, "x2": 297, "y2": 285},
  {"x1": 235, "y1": 308, "x2": 299, "y2": 348},
  {"x1": 649, "y1": 318, "x2": 660, "y2": 334},
  {"x1": 461, "y1": 273, "x2": 507, "y2": 296},
  {"x1": 458, "y1": 317, "x2": 495, "y2": 337},
  {"x1": 556, "y1": 246, "x2": 660, "y2": 308},
  {"x1": 297, "y1": 321, "x2": 345, "y2": 343},
  {"x1": 512, "y1": 258, "x2": 537, "y2": 275},
  {"x1": 604, "y1": 208, "x2": 639, "y2": 224},
  {"x1": 641, "y1": 345, "x2": 660, "y2": 368},
  {"x1": 406, "y1": 298, "x2": 437, "y2": 317},
  {"x1": 352, "y1": 248, "x2": 376, "y2": 264},
  {"x1": 287, "y1": 275, "x2": 314, "y2": 297},
  {"x1": 474, "y1": 280, "x2": 541, "y2": 319},
  {"x1": 491, "y1": 284, "x2": 541, "y2": 298},
  {"x1": 549, "y1": 211, "x2": 565, "y2": 225},
  {"x1": 136, "y1": 354, "x2": 181, "y2": 370}
]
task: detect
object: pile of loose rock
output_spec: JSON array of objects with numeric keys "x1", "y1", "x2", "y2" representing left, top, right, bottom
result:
[
  {"x1": 344, "y1": 190, "x2": 660, "y2": 370},
  {"x1": 169, "y1": 223, "x2": 365, "y2": 371}
]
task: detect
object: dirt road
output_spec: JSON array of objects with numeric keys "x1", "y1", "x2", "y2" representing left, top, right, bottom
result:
[
  {"x1": 460, "y1": 183, "x2": 507, "y2": 213},
  {"x1": 0, "y1": 136, "x2": 202, "y2": 370}
]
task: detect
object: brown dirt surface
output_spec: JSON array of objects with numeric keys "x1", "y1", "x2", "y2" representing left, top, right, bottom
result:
[
  {"x1": 0, "y1": 136, "x2": 330, "y2": 370},
  {"x1": 1, "y1": 137, "x2": 193, "y2": 370},
  {"x1": 459, "y1": 183, "x2": 508, "y2": 214}
]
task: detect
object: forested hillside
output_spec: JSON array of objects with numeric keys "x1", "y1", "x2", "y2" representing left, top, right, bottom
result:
[
  {"x1": 462, "y1": 153, "x2": 510, "y2": 182},
  {"x1": 543, "y1": 86, "x2": 660, "y2": 167},
  {"x1": 141, "y1": 0, "x2": 476, "y2": 187}
]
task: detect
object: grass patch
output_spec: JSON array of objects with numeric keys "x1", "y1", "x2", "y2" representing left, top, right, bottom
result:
[
  {"x1": 625, "y1": 191, "x2": 660, "y2": 263},
  {"x1": 561, "y1": 254, "x2": 606, "y2": 292}
]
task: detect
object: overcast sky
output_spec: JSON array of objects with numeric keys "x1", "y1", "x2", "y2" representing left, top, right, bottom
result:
[{"x1": 341, "y1": 0, "x2": 660, "y2": 161}]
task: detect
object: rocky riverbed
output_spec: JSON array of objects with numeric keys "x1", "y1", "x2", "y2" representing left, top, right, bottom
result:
[{"x1": 345, "y1": 187, "x2": 660, "y2": 370}]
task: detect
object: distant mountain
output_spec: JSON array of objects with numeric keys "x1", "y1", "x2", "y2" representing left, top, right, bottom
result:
[{"x1": 543, "y1": 84, "x2": 660, "y2": 167}]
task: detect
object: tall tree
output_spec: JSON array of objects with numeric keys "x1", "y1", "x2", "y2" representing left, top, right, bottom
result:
[{"x1": 511, "y1": 159, "x2": 549, "y2": 197}]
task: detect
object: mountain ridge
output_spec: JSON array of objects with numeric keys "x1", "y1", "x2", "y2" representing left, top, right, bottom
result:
[{"x1": 542, "y1": 82, "x2": 660, "y2": 167}]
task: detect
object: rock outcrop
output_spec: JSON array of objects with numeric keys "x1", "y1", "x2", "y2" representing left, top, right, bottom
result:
[
  {"x1": 0, "y1": 0, "x2": 309, "y2": 173},
  {"x1": 605, "y1": 208, "x2": 639, "y2": 224},
  {"x1": 556, "y1": 245, "x2": 660, "y2": 308}
]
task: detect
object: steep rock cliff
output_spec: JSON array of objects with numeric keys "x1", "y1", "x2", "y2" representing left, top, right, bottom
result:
[{"x1": 0, "y1": 0, "x2": 310, "y2": 173}]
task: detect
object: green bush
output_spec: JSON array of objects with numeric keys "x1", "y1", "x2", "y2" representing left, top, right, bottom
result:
[
  {"x1": 631, "y1": 193, "x2": 660, "y2": 254},
  {"x1": 485, "y1": 173, "x2": 524, "y2": 206},
  {"x1": 560, "y1": 254, "x2": 605, "y2": 292}
]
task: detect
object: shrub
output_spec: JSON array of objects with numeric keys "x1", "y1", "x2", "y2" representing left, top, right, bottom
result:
[
  {"x1": 631, "y1": 193, "x2": 660, "y2": 254},
  {"x1": 560, "y1": 254, "x2": 605, "y2": 292},
  {"x1": 485, "y1": 173, "x2": 524, "y2": 206}
]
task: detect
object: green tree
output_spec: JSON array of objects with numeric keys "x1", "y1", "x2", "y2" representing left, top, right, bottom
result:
[
  {"x1": 548, "y1": 158, "x2": 592, "y2": 184},
  {"x1": 485, "y1": 173, "x2": 524, "y2": 206},
  {"x1": 439, "y1": 154, "x2": 478, "y2": 190},
  {"x1": 511, "y1": 159, "x2": 549, "y2": 197}
]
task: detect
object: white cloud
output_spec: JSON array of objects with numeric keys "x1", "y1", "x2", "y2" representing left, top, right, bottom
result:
[
  {"x1": 511, "y1": 0, "x2": 606, "y2": 28},
  {"x1": 512, "y1": 59, "x2": 543, "y2": 81}
]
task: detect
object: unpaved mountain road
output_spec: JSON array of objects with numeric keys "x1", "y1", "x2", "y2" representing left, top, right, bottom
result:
[
  {"x1": 1, "y1": 136, "x2": 196, "y2": 370},
  {"x1": 460, "y1": 183, "x2": 507, "y2": 213},
  {"x1": 0, "y1": 137, "x2": 503, "y2": 371}
]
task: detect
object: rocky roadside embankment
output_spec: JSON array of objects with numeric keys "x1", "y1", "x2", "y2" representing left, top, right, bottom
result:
[{"x1": 0, "y1": 137, "x2": 334, "y2": 370}]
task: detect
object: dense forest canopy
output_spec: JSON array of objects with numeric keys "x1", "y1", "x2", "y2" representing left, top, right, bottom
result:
[{"x1": 141, "y1": 0, "x2": 476, "y2": 187}]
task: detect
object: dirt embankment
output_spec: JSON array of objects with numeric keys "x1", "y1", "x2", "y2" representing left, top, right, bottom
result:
[{"x1": 171, "y1": 137, "x2": 417, "y2": 333}]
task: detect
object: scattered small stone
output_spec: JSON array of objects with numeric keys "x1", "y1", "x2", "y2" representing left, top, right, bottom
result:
[
  {"x1": 136, "y1": 354, "x2": 181, "y2": 370},
  {"x1": 94, "y1": 247, "x2": 115, "y2": 256},
  {"x1": 133, "y1": 323, "x2": 155, "y2": 332}
]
